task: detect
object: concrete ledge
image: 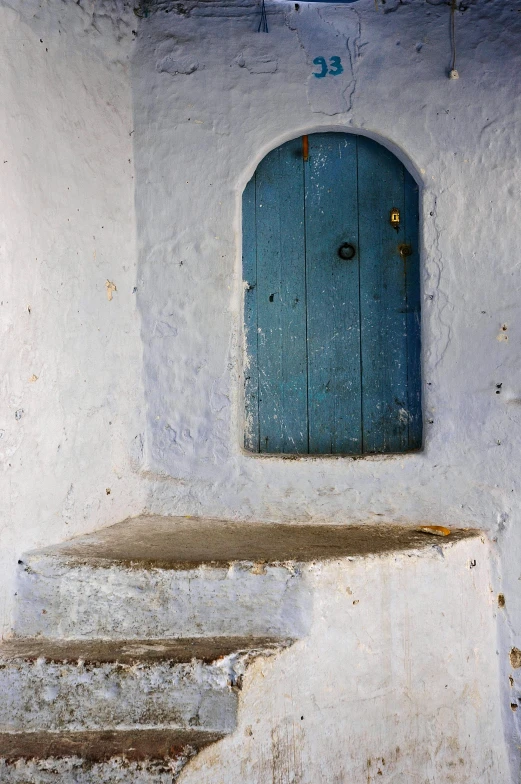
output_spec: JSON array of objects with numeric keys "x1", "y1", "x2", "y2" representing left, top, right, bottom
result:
[
  {"x1": 14, "y1": 520, "x2": 480, "y2": 641},
  {"x1": 0, "y1": 728, "x2": 224, "y2": 762},
  {"x1": 21, "y1": 515, "x2": 479, "y2": 568},
  {"x1": 0, "y1": 636, "x2": 289, "y2": 664}
]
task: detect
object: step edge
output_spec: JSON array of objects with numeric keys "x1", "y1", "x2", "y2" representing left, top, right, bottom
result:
[
  {"x1": 0, "y1": 636, "x2": 294, "y2": 664},
  {"x1": 18, "y1": 524, "x2": 482, "y2": 571},
  {"x1": 0, "y1": 727, "x2": 227, "y2": 762}
]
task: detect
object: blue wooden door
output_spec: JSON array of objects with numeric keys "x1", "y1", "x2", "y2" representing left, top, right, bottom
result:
[{"x1": 243, "y1": 133, "x2": 421, "y2": 455}]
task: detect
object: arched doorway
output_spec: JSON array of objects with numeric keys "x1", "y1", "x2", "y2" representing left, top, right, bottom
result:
[{"x1": 243, "y1": 132, "x2": 421, "y2": 455}]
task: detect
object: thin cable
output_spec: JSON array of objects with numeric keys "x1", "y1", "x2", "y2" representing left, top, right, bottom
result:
[
  {"x1": 450, "y1": 0, "x2": 456, "y2": 70},
  {"x1": 449, "y1": 0, "x2": 459, "y2": 79},
  {"x1": 258, "y1": 0, "x2": 268, "y2": 33}
]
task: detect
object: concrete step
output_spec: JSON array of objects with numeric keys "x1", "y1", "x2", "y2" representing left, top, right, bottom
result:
[
  {"x1": 0, "y1": 638, "x2": 280, "y2": 740},
  {"x1": 0, "y1": 727, "x2": 223, "y2": 761},
  {"x1": 13, "y1": 516, "x2": 476, "y2": 640},
  {"x1": 0, "y1": 635, "x2": 285, "y2": 665},
  {"x1": 0, "y1": 637, "x2": 284, "y2": 735},
  {"x1": 0, "y1": 636, "x2": 288, "y2": 780},
  {"x1": 3, "y1": 520, "x2": 485, "y2": 782},
  {"x1": 0, "y1": 728, "x2": 223, "y2": 783}
]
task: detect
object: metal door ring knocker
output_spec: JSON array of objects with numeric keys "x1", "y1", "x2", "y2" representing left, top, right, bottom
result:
[
  {"x1": 338, "y1": 242, "x2": 356, "y2": 260},
  {"x1": 398, "y1": 243, "x2": 413, "y2": 258}
]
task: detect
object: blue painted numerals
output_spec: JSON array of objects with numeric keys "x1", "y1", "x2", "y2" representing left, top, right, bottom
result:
[
  {"x1": 313, "y1": 56, "x2": 344, "y2": 78},
  {"x1": 313, "y1": 57, "x2": 328, "y2": 78},
  {"x1": 328, "y1": 56, "x2": 343, "y2": 75}
]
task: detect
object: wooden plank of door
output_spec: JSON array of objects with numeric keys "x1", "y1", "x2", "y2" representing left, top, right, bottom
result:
[
  {"x1": 403, "y1": 168, "x2": 422, "y2": 449},
  {"x1": 305, "y1": 133, "x2": 362, "y2": 454},
  {"x1": 279, "y1": 138, "x2": 308, "y2": 453},
  {"x1": 358, "y1": 136, "x2": 408, "y2": 453},
  {"x1": 242, "y1": 175, "x2": 260, "y2": 452},
  {"x1": 255, "y1": 139, "x2": 307, "y2": 453}
]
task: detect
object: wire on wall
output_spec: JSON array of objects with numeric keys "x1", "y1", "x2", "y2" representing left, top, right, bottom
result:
[
  {"x1": 449, "y1": 0, "x2": 459, "y2": 79},
  {"x1": 258, "y1": 0, "x2": 269, "y2": 33}
]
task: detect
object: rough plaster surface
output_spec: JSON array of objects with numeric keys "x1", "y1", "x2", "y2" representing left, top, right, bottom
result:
[
  {"x1": 0, "y1": 757, "x2": 192, "y2": 784},
  {"x1": 2, "y1": 534, "x2": 510, "y2": 782},
  {"x1": 130, "y1": 0, "x2": 521, "y2": 772},
  {"x1": 132, "y1": 0, "x2": 521, "y2": 547},
  {"x1": 179, "y1": 538, "x2": 509, "y2": 783},
  {"x1": 14, "y1": 558, "x2": 307, "y2": 640},
  {"x1": 0, "y1": 0, "x2": 520, "y2": 777},
  {"x1": 0, "y1": 655, "x2": 238, "y2": 733},
  {"x1": 0, "y1": 0, "x2": 146, "y2": 637}
]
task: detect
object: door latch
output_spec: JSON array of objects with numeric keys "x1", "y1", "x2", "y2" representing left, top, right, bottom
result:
[{"x1": 390, "y1": 208, "x2": 400, "y2": 230}]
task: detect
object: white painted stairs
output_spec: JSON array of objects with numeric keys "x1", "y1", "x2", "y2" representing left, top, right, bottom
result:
[{"x1": 0, "y1": 516, "x2": 481, "y2": 782}]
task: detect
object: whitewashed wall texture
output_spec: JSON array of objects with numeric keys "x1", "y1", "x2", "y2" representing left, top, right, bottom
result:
[{"x1": 1, "y1": 0, "x2": 520, "y2": 778}]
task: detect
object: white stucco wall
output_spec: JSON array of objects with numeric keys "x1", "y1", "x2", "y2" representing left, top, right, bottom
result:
[
  {"x1": 131, "y1": 0, "x2": 521, "y2": 774},
  {"x1": 0, "y1": 0, "x2": 146, "y2": 635},
  {"x1": 180, "y1": 538, "x2": 510, "y2": 784},
  {"x1": 1, "y1": 0, "x2": 521, "y2": 777},
  {"x1": 134, "y1": 0, "x2": 521, "y2": 536}
]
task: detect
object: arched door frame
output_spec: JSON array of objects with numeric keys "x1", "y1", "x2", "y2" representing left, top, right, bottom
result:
[{"x1": 238, "y1": 127, "x2": 424, "y2": 457}]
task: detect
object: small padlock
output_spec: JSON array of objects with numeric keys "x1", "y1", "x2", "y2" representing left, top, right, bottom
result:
[{"x1": 390, "y1": 208, "x2": 400, "y2": 229}]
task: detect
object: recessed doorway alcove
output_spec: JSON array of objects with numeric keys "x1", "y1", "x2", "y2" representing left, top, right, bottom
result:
[{"x1": 243, "y1": 132, "x2": 421, "y2": 456}]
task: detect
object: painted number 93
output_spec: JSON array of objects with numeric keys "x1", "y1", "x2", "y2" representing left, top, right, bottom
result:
[{"x1": 313, "y1": 56, "x2": 344, "y2": 78}]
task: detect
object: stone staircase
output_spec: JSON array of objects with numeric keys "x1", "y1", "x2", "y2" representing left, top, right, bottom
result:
[{"x1": 0, "y1": 517, "x2": 487, "y2": 782}]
